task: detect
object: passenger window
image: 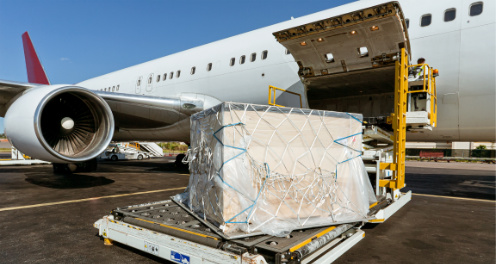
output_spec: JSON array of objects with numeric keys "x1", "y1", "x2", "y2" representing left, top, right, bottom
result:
[
  {"x1": 405, "y1": 19, "x2": 409, "y2": 28},
  {"x1": 470, "y1": 2, "x2": 483, "y2": 16},
  {"x1": 163, "y1": 73, "x2": 167, "y2": 80},
  {"x1": 156, "y1": 75, "x2": 160, "y2": 82},
  {"x1": 444, "y1": 8, "x2": 456, "y2": 22},
  {"x1": 170, "y1": 72, "x2": 174, "y2": 79},
  {"x1": 137, "y1": 79, "x2": 141, "y2": 86},
  {"x1": 117, "y1": 85, "x2": 120, "y2": 91},
  {"x1": 250, "y1": 53, "x2": 256, "y2": 62},
  {"x1": 420, "y1": 14, "x2": 432, "y2": 27},
  {"x1": 191, "y1": 67, "x2": 196, "y2": 75},
  {"x1": 148, "y1": 76, "x2": 152, "y2": 84},
  {"x1": 285, "y1": 49, "x2": 291, "y2": 55},
  {"x1": 262, "y1": 50, "x2": 268, "y2": 60},
  {"x1": 177, "y1": 70, "x2": 181, "y2": 78},
  {"x1": 207, "y1": 63, "x2": 212, "y2": 71},
  {"x1": 240, "y1": 55, "x2": 246, "y2": 64},
  {"x1": 112, "y1": 86, "x2": 115, "y2": 92}
]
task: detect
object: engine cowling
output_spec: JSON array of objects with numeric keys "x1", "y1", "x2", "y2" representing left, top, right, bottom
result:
[{"x1": 4, "y1": 85, "x2": 114, "y2": 163}]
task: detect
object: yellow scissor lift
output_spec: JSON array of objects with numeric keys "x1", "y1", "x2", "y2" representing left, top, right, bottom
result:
[{"x1": 269, "y1": 48, "x2": 438, "y2": 224}]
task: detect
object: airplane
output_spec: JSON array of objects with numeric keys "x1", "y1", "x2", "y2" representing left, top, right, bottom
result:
[{"x1": 0, "y1": 0, "x2": 494, "y2": 171}]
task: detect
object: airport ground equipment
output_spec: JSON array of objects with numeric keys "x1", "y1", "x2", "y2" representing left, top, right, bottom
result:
[
  {"x1": 95, "y1": 199, "x2": 366, "y2": 264},
  {"x1": 128, "y1": 141, "x2": 164, "y2": 157},
  {"x1": 95, "y1": 3, "x2": 437, "y2": 262}
]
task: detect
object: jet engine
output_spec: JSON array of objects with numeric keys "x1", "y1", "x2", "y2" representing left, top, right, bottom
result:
[{"x1": 4, "y1": 85, "x2": 114, "y2": 163}]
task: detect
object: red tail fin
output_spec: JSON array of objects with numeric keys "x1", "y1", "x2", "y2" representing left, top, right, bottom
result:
[{"x1": 22, "y1": 32, "x2": 50, "y2": 85}]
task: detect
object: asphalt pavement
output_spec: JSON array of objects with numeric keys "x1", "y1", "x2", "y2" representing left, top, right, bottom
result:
[{"x1": 0, "y1": 158, "x2": 493, "y2": 263}]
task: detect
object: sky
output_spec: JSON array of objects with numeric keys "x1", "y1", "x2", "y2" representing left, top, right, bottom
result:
[{"x1": 0, "y1": 0, "x2": 355, "y2": 133}]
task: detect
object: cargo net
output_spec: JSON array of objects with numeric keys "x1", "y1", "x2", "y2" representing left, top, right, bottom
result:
[{"x1": 176, "y1": 102, "x2": 376, "y2": 237}]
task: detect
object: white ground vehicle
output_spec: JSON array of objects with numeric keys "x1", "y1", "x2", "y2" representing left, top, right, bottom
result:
[{"x1": 99, "y1": 146, "x2": 150, "y2": 161}]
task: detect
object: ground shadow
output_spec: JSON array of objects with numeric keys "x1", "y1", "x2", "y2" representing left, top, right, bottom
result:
[{"x1": 25, "y1": 172, "x2": 114, "y2": 189}]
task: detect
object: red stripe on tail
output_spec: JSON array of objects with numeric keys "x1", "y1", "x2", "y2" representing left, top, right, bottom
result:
[{"x1": 22, "y1": 32, "x2": 50, "y2": 85}]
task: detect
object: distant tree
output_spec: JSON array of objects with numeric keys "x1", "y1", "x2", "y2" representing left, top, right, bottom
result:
[{"x1": 472, "y1": 145, "x2": 488, "y2": 158}]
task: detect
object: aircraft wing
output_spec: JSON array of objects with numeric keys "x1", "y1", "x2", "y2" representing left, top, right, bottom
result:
[
  {"x1": 94, "y1": 91, "x2": 212, "y2": 130},
  {"x1": 0, "y1": 79, "x2": 37, "y2": 116}
]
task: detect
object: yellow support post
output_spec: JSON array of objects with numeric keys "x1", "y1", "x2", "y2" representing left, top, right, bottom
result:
[{"x1": 391, "y1": 48, "x2": 408, "y2": 190}]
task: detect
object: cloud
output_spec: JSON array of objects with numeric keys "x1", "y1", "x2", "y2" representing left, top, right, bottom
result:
[{"x1": 60, "y1": 57, "x2": 70, "y2": 61}]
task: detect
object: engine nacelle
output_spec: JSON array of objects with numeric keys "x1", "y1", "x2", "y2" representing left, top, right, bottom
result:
[{"x1": 4, "y1": 85, "x2": 114, "y2": 163}]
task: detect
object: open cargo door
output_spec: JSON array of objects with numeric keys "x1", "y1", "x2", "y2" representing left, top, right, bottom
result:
[{"x1": 273, "y1": 2, "x2": 410, "y2": 117}]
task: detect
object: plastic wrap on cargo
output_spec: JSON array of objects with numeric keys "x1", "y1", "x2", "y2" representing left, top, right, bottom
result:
[{"x1": 176, "y1": 102, "x2": 376, "y2": 237}]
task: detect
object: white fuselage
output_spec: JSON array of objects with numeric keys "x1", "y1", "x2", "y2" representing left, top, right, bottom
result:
[{"x1": 77, "y1": 0, "x2": 495, "y2": 142}]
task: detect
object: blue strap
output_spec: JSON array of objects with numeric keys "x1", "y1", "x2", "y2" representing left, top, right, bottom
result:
[
  {"x1": 346, "y1": 113, "x2": 362, "y2": 124},
  {"x1": 226, "y1": 163, "x2": 270, "y2": 224}
]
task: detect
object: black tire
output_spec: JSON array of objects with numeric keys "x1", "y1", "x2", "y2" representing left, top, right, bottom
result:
[
  {"x1": 53, "y1": 163, "x2": 69, "y2": 174},
  {"x1": 175, "y1": 153, "x2": 187, "y2": 169},
  {"x1": 111, "y1": 155, "x2": 118, "y2": 161},
  {"x1": 137, "y1": 154, "x2": 143, "y2": 160}
]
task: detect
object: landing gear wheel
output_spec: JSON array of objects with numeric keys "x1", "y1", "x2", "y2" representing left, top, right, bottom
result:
[
  {"x1": 137, "y1": 154, "x2": 143, "y2": 160},
  {"x1": 111, "y1": 155, "x2": 118, "y2": 161},
  {"x1": 53, "y1": 163, "x2": 69, "y2": 174},
  {"x1": 52, "y1": 158, "x2": 98, "y2": 174}
]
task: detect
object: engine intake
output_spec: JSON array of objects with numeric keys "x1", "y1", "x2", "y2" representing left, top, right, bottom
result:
[{"x1": 5, "y1": 85, "x2": 114, "y2": 163}]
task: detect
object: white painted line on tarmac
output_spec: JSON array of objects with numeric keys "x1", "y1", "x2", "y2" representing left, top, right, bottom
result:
[
  {"x1": 0, "y1": 186, "x2": 186, "y2": 212},
  {"x1": 413, "y1": 193, "x2": 495, "y2": 203}
]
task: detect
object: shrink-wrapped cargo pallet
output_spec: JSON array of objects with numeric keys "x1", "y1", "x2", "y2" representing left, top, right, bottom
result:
[{"x1": 175, "y1": 102, "x2": 376, "y2": 237}]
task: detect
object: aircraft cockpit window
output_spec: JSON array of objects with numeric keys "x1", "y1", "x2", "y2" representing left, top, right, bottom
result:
[
  {"x1": 444, "y1": 9, "x2": 456, "y2": 21},
  {"x1": 285, "y1": 49, "x2": 291, "y2": 55},
  {"x1": 191, "y1": 67, "x2": 196, "y2": 75},
  {"x1": 163, "y1": 73, "x2": 167, "y2": 80},
  {"x1": 405, "y1": 19, "x2": 409, "y2": 28},
  {"x1": 240, "y1": 55, "x2": 246, "y2": 64},
  {"x1": 170, "y1": 72, "x2": 174, "y2": 79},
  {"x1": 177, "y1": 70, "x2": 181, "y2": 78},
  {"x1": 262, "y1": 50, "x2": 268, "y2": 60},
  {"x1": 207, "y1": 63, "x2": 212, "y2": 71},
  {"x1": 470, "y1": 2, "x2": 483, "y2": 16},
  {"x1": 250, "y1": 53, "x2": 256, "y2": 62},
  {"x1": 420, "y1": 14, "x2": 432, "y2": 27},
  {"x1": 156, "y1": 75, "x2": 160, "y2": 82}
]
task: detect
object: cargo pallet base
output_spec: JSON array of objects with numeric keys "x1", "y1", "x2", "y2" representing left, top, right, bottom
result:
[{"x1": 94, "y1": 199, "x2": 366, "y2": 264}]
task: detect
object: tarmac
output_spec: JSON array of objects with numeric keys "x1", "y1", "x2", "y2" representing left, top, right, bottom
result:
[{"x1": 0, "y1": 156, "x2": 494, "y2": 263}]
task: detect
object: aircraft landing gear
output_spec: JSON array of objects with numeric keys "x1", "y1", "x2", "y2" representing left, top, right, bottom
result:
[{"x1": 53, "y1": 158, "x2": 98, "y2": 174}]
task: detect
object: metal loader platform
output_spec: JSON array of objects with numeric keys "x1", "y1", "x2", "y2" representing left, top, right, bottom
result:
[{"x1": 95, "y1": 199, "x2": 366, "y2": 264}]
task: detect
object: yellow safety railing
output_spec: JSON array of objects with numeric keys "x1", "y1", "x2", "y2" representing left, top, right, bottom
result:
[
  {"x1": 407, "y1": 63, "x2": 438, "y2": 127},
  {"x1": 268, "y1": 85, "x2": 302, "y2": 108}
]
